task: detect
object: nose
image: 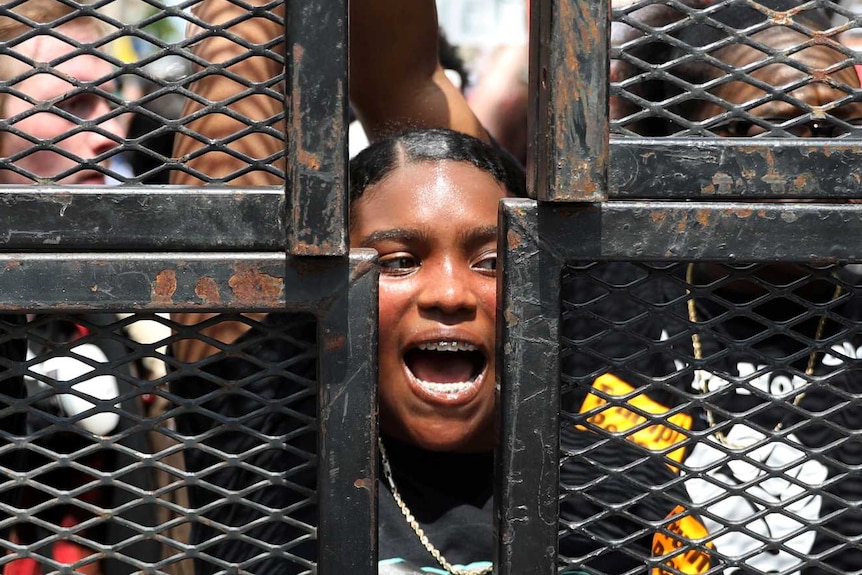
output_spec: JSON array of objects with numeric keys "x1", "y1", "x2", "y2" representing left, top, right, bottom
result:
[
  {"x1": 416, "y1": 258, "x2": 478, "y2": 320},
  {"x1": 88, "y1": 103, "x2": 124, "y2": 158}
]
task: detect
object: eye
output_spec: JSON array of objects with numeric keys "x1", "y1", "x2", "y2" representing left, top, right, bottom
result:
[
  {"x1": 55, "y1": 93, "x2": 115, "y2": 122},
  {"x1": 379, "y1": 253, "x2": 419, "y2": 276},
  {"x1": 472, "y1": 252, "x2": 497, "y2": 275}
]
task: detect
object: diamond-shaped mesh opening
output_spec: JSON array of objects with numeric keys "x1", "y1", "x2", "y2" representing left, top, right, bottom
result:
[
  {"x1": 560, "y1": 261, "x2": 862, "y2": 574},
  {"x1": 0, "y1": 0, "x2": 284, "y2": 186},
  {"x1": 611, "y1": 0, "x2": 862, "y2": 138},
  {"x1": 0, "y1": 311, "x2": 318, "y2": 575}
]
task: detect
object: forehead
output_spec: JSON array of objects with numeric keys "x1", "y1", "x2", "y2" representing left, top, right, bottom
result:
[
  {"x1": 351, "y1": 160, "x2": 507, "y2": 230},
  {"x1": 8, "y1": 24, "x2": 109, "y2": 87},
  {"x1": 697, "y1": 28, "x2": 862, "y2": 120}
]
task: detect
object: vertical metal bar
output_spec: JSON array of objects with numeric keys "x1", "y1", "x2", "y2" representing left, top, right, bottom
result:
[
  {"x1": 530, "y1": 0, "x2": 609, "y2": 202},
  {"x1": 495, "y1": 199, "x2": 561, "y2": 575},
  {"x1": 317, "y1": 250, "x2": 378, "y2": 574},
  {"x1": 286, "y1": 0, "x2": 348, "y2": 255}
]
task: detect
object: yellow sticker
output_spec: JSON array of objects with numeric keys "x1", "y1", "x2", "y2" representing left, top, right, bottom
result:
[
  {"x1": 577, "y1": 374, "x2": 692, "y2": 468},
  {"x1": 651, "y1": 505, "x2": 713, "y2": 575}
]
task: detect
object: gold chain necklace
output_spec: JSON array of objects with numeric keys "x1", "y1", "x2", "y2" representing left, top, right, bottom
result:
[
  {"x1": 378, "y1": 438, "x2": 493, "y2": 575},
  {"x1": 686, "y1": 263, "x2": 840, "y2": 447}
]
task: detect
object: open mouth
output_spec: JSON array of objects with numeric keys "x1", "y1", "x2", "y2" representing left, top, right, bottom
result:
[{"x1": 403, "y1": 341, "x2": 487, "y2": 396}]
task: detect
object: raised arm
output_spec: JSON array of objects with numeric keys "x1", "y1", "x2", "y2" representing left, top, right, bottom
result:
[
  {"x1": 171, "y1": 0, "x2": 285, "y2": 186},
  {"x1": 349, "y1": 0, "x2": 488, "y2": 143}
]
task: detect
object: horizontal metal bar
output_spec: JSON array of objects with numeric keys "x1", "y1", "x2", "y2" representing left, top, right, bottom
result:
[
  {"x1": 0, "y1": 187, "x2": 283, "y2": 251},
  {"x1": 538, "y1": 201, "x2": 862, "y2": 262},
  {"x1": 0, "y1": 250, "x2": 376, "y2": 312},
  {"x1": 610, "y1": 138, "x2": 862, "y2": 199}
]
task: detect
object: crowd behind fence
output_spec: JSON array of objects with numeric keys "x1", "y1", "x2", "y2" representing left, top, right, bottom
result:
[{"x1": 0, "y1": 0, "x2": 861, "y2": 574}]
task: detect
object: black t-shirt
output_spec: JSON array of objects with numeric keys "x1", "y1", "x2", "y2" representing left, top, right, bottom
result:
[
  {"x1": 563, "y1": 262, "x2": 862, "y2": 574},
  {"x1": 14, "y1": 314, "x2": 160, "y2": 573},
  {"x1": 684, "y1": 271, "x2": 862, "y2": 574},
  {"x1": 377, "y1": 437, "x2": 493, "y2": 574},
  {"x1": 171, "y1": 312, "x2": 318, "y2": 575}
]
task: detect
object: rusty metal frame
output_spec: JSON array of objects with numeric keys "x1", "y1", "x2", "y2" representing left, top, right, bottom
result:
[
  {"x1": 0, "y1": 0, "x2": 369, "y2": 570},
  {"x1": 0, "y1": 234, "x2": 378, "y2": 575},
  {"x1": 533, "y1": 0, "x2": 862, "y2": 202},
  {"x1": 497, "y1": 197, "x2": 862, "y2": 574},
  {"x1": 286, "y1": 0, "x2": 348, "y2": 256},
  {"x1": 529, "y1": 0, "x2": 610, "y2": 203}
]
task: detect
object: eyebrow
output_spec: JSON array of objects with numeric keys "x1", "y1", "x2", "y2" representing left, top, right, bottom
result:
[
  {"x1": 356, "y1": 227, "x2": 431, "y2": 248},
  {"x1": 356, "y1": 224, "x2": 499, "y2": 249},
  {"x1": 460, "y1": 225, "x2": 498, "y2": 246}
]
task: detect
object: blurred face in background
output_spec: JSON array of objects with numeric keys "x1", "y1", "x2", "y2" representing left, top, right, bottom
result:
[
  {"x1": 692, "y1": 28, "x2": 862, "y2": 136},
  {"x1": 0, "y1": 22, "x2": 124, "y2": 185}
]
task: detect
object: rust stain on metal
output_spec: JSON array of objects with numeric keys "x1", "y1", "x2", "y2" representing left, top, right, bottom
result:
[
  {"x1": 793, "y1": 174, "x2": 809, "y2": 189},
  {"x1": 712, "y1": 172, "x2": 734, "y2": 195},
  {"x1": 354, "y1": 477, "x2": 373, "y2": 491},
  {"x1": 770, "y1": 11, "x2": 791, "y2": 26},
  {"x1": 504, "y1": 308, "x2": 519, "y2": 327},
  {"x1": 326, "y1": 334, "x2": 346, "y2": 352},
  {"x1": 195, "y1": 277, "x2": 221, "y2": 305},
  {"x1": 650, "y1": 211, "x2": 666, "y2": 224},
  {"x1": 507, "y1": 230, "x2": 522, "y2": 250},
  {"x1": 290, "y1": 43, "x2": 321, "y2": 172},
  {"x1": 90, "y1": 285, "x2": 98, "y2": 292},
  {"x1": 734, "y1": 209, "x2": 754, "y2": 219},
  {"x1": 228, "y1": 268, "x2": 283, "y2": 304},
  {"x1": 676, "y1": 212, "x2": 689, "y2": 234},
  {"x1": 350, "y1": 257, "x2": 375, "y2": 282},
  {"x1": 293, "y1": 240, "x2": 337, "y2": 256},
  {"x1": 695, "y1": 210, "x2": 710, "y2": 227},
  {"x1": 152, "y1": 270, "x2": 177, "y2": 305},
  {"x1": 298, "y1": 149, "x2": 321, "y2": 171},
  {"x1": 4, "y1": 261, "x2": 20, "y2": 271}
]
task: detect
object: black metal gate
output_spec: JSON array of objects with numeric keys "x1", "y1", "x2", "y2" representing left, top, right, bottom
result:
[
  {"x1": 0, "y1": 1, "x2": 376, "y2": 573},
  {"x1": 3, "y1": 0, "x2": 862, "y2": 574},
  {"x1": 498, "y1": 1, "x2": 862, "y2": 574}
]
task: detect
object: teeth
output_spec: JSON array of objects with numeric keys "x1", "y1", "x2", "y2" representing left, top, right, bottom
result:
[
  {"x1": 417, "y1": 341, "x2": 477, "y2": 352},
  {"x1": 415, "y1": 379, "x2": 474, "y2": 395}
]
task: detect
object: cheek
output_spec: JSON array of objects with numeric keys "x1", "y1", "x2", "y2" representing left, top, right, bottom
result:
[
  {"x1": 378, "y1": 280, "x2": 405, "y2": 328},
  {"x1": 4, "y1": 114, "x2": 71, "y2": 159},
  {"x1": 478, "y1": 280, "x2": 498, "y2": 319}
]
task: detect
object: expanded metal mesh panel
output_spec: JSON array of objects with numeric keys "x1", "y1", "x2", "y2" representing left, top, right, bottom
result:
[
  {"x1": 0, "y1": 0, "x2": 284, "y2": 186},
  {"x1": 0, "y1": 0, "x2": 346, "y2": 253},
  {"x1": 610, "y1": 0, "x2": 862, "y2": 138},
  {"x1": 558, "y1": 261, "x2": 862, "y2": 574},
  {"x1": 0, "y1": 0, "x2": 362, "y2": 570},
  {"x1": 0, "y1": 312, "x2": 324, "y2": 575}
]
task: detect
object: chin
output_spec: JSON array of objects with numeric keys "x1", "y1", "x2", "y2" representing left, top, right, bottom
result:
[{"x1": 401, "y1": 417, "x2": 495, "y2": 453}]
